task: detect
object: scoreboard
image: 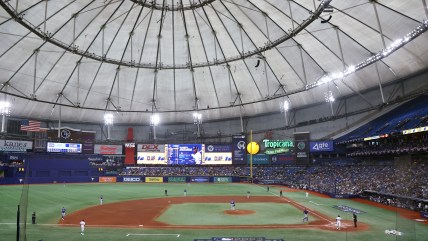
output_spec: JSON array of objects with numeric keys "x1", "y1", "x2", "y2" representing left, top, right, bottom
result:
[{"x1": 47, "y1": 142, "x2": 82, "y2": 153}]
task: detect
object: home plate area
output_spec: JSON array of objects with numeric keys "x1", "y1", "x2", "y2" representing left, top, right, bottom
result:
[{"x1": 195, "y1": 237, "x2": 284, "y2": 241}]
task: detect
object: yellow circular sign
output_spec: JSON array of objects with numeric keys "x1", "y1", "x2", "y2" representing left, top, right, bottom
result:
[{"x1": 247, "y1": 142, "x2": 259, "y2": 154}]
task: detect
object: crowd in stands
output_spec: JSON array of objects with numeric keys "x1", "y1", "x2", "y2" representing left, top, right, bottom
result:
[
  {"x1": 347, "y1": 141, "x2": 428, "y2": 157},
  {"x1": 120, "y1": 159, "x2": 428, "y2": 210}
]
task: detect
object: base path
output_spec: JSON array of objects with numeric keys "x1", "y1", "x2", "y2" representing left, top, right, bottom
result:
[{"x1": 59, "y1": 196, "x2": 368, "y2": 231}]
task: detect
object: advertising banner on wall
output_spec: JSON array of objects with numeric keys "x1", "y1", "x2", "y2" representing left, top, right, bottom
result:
[
  {"x1": 0, "y1": 140, "x2": 33, "y2": 152},
  {"x1": 168, "y1": 176, "x2": 187, "y2": 183},
  {"x1": 167, "y1": 144, "x2": 204, "y2": 165},
  {"x1": 294, "y1": 132, "x2": 310, "y2": 164},
  {"x1": 123, "y1": 177, "x2": 142, "y2": 182},
  {"x1": 145, "y1": 177, "x2": 164, "y2": 183},
  {"x1": 99, "y1": 177, "x2": 117, "y2": 183},
  {"x1": 269, "y1": 153, "x2": 295, "y2": 164},
  {"x1": 232, "y1": 135, "x2": 247, "y2": 164},
  {"x1": 94, "y1": 144, "x2": 123, "y2": 155},
  {"x1": 309, "y1": 141, "x2": 334, "y2": 152},
  {"x1": 137, "y1": 144, "x2": 167, "y2": 165},
  {"x1": 213, "y1": 177, "x2": 232, "y2": 183},
  {"x1": 204, "y1": 144, "x2": 232, "y2": 165},
  {"x1": 247, "y1": 154, "x2": 269, "y2": 165},
  {"x1": 190, "y1": 177, "x2": 210, "y2": 182}
]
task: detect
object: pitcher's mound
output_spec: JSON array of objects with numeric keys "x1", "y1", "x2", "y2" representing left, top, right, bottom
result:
[{"x1": 223, "y1": 210, "x2": 255, "y2": 215}]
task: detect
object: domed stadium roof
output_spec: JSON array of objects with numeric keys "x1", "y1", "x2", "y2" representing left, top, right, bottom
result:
[{"x1": 0, "y1": 0, "x2": 427, "y2": 124}]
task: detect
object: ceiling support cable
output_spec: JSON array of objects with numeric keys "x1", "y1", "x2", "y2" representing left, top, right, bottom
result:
[
  {"x1": 32, "y1": 49, "x2": 39, "y2": 99},
  {"x1": 298, "y1": 45, "x2": 308, "y2": 85},
  {"x1": 0, "y1": 0, "x2": 44, "y2": 26},
  {"x1": 374, "y1": 62, "x2": 386, "y2": 104},
  {"x1": 190, "y1": 5, "x2": 221, "y2": 107},
  {"x1": 423, "y1": 0, "x2": 428, "y2": 19},
  {"x1": 287, "y1": 0, "x2": 295, "y2": 31},
  {"x1": 43, "y1": 0, "x2": 48, "y2": 32},
  {"x1": 172, "y1": 0, "x2": 177, "y2": 110},
  {"x1": 130, "y1": 6, "x2": 153, "y2": 109},
  {"x1": 372, "y1": 1, "x2": 386, "y2": 49},
  {"x1": 104, "y1": 3, "x2": 135, "y2": 109}
]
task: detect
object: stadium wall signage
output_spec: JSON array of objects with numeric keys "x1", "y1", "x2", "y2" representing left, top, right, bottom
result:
[
  {"x1": 99, "y1": 177, "x2": 117, "y2": 183},
  {"x1": 94, "y1": 144, "x2": 123, "y2": 155},
  {"x1": 145, "y1": 177, "x2": 164, "y2": 183},
  {"x1": 263, "y1": 139, "x2": 294, "y2": 155},
  {"x1": 123, "y1": 177, "x2": 141, "y2": 182},
  {"x1": 168, "y1": 176, "x2": 186, "y2": 183},
  {"x1": 191, "y1": 177, "x2": 209, "y2": 182},
  {"x1": 213, "y1": 177, "x2": 232, "y2": 183},
  {"x1": 0, "y1": 140, "x2": 33, "y2": 152},
  {"x1": 309, "y1": 141, "x2": 334, "y2": 152}
]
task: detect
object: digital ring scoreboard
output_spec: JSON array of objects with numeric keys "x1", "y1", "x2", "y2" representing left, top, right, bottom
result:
[{"x1": 47, "y1": 142, "x2": 82, "y2": 153}]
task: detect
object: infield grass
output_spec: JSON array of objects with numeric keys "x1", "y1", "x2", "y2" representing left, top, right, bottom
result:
[{"x1": 0, "y1": 182, "x2": 427, "y2": 241}]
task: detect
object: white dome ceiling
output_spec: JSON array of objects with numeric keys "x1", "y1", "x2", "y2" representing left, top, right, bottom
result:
[{"x1": 0, "y1": 0, "x2": 427, "y2": 124}]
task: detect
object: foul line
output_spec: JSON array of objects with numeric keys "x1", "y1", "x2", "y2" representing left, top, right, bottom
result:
[
  {"x1": 255, "y1": 185, "x2": 333, "y2": 224},
  {"x1": 126, "y1": 233, "x2": 180, "y2": 237}
]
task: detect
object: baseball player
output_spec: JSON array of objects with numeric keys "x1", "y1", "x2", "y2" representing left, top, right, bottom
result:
[
  {"x1": 305, "y1": 192, "x2": 309, "y2": 199},
  {"x1": 280, "y1": 190, "x2": 283, "y2": 197},
  {"x1": 184, "y1": 189, "x2": 187, "y2": 196},
  {"x1": 353, "y1": 213, "x2": 358, "y2": 227},
  {"x1": 336, "y1": 215, "x2": 342, "y2": 230},
  {"x1": 230, "y1": 200, "x2": 235, "y2": 210},
  {"x1": 191, "y1": 146, "x2": 202, "y2": 165},
  {"x1": 246, "y1": 191, "x2": 250, "y2": 199},
  {"x1": 61, "y1": 207, "x2": 66, "y2": 220},
  {"x1": 80, "y1": 219, "x2": 86, "y2": 235},
  {"x1": 165, "y1": 189, "x2": 168, "y2": 196},
  {"x1": 303, "y1": 209, "x2": 309, "y2": 222},
  {"x1": 99, "y1": 195, "x2": 103, "y2": 205}
]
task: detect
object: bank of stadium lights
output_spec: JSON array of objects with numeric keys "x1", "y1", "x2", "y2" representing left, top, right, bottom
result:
[
  {"x1": 306, "y1": 19, "x2": 428, "y2": 90},
  {"x1": 0, "y1": 101, "x2": 11, "y2": 116},
  {"x1": 150, "y1": 114, "x2": 160, "y2": 126},
  {"x1": 325, "y1": 91, "x2": 335, "y2": 103},
  {"x1": 193, "y1": 112, "x2": 202, "y2": 125},
  {"x1": 104, "y1": 113, "x2": 114, "y2": 126},
  {"x1": 280, "y1": 100, "x2": 290, "y2": 126}
]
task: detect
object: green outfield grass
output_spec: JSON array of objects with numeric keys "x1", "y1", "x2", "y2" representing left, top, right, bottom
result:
[{"x1": 0, "y1": 182, "x2": 427, "y2": 241}]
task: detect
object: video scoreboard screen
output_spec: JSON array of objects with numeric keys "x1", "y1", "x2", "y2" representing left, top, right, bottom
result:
[{"x1": 47, "y1": 142, "x2": 82, "y2": 153}]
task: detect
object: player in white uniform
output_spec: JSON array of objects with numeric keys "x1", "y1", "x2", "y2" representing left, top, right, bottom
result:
[
  {"x1": 305, "y1": 192, "x2": 309, "y2": 199},
  {"x1": 80, "y1": 219, "x2": 86, "y2": 235},
  {"x1": 336, "y1": 215, "x2": 342, "y2": 230},
  {"x1": 230, "y1": 200, "x2": 235, "y2": 210},
  {"x1": 191, "y1": 146, "x2": 202, "y2": 165},
  {"x1": 100, "y1": 195, "x2": 103, "y2": 205}
]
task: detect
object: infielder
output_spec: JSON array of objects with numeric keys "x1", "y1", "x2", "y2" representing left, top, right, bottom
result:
[
  {"x1": 61, "y1": 207, "x2": 66, "y2": 220},
  {"x1": 305, "y1": 192, "x2": 309, "y2": 199},
  {"x1": 336, "y1": 215, "x2": 342, "y2": 230},
  {"x1": 80, "y1": 219, "x2": 86, "y2": 235},
  {"x1": 99, "y1": 195, "x2": 103, "y2": 205},
  {"x1": 246, "y1": 191, "x2": 250, "y2": 199},
  {"x1": 230, "y1": 200, "x2": 235, "y2": 210},
  {"x1": 303, "y1": 209, "x2": 309, "y2": 222},
  {"x1": 184, "y1": 189, "x2": 187, "y2": 196}
]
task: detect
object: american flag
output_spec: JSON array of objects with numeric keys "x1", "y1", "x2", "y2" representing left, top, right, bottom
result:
[{"x1": 20, "y1": 120, "x2": 41, "y2": 132}]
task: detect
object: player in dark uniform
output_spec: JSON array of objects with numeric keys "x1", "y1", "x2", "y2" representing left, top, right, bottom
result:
[
  {"x1": 303, "y1": 209, "x2": 309, "y2": 222},
  {"x1": 280, "y1": 190, "x2": 283, "y2": 197},
  {"x1": 32, "y1": 211, "x2": 36, "y2": 224},
  {"x1": 61, "y1": 207, "x2": 66, "y2": 220},
  {"x1": 165, "y1": 189, "x2": 168, "y2": 196},
  {"x1": 353, "y1": 213, "x2": 358, "y2": 227}
]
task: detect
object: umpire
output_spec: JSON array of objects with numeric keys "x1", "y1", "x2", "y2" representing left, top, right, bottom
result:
[
  {"x1": 32, "y1": 211, "x2": 36, "y2": 224},
  {"x1": 353, "y1": 213, "x2": 357, "y2": 227}
]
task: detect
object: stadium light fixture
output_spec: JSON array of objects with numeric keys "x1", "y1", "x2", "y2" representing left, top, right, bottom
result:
[
  {"x1": 104, "y1": 113, "x2": 114, "y2": 126},
  {"x1": 325, "y1": 91, "x2": 335, "y2": 103},
  {"x1": 0, "y1": 101, "x2": 11, "y2": 116},
  {"x1": 193, "y1": 112, "x2": 202, "y2": 125},
  {"x1": 150, "y1": 114, "x2": 160, "y2": 126}
]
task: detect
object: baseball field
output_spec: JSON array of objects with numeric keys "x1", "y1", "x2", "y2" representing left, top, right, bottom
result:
[{"x1": 0, "y1": 182, "x2": 427, "y2": 241}]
